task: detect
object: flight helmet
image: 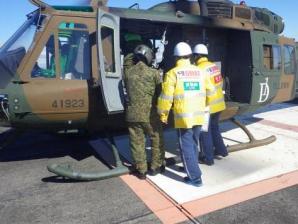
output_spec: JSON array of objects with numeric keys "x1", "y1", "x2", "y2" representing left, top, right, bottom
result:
[{"x1": 134, "y1": 44, "x2": 153, "y2": 65}]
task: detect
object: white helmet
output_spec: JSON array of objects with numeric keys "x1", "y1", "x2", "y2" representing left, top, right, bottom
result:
[
  {"x1": 193, "y1": 44, "x2": 208, "y2": 55},
  {"x1": 173, "y1": 42, "x2": 192, "y2": 57}
]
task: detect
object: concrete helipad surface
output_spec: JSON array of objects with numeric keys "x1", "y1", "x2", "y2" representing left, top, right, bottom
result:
[
  {"x1": 147, "y1": 103, "x2": 298, "y2": 204},
  {"x1": 97, "y1": 102, "x2": 298, "y2": 205},
  {"x1": 102, "y1": 101, "x2": 298, "y2": 222}
]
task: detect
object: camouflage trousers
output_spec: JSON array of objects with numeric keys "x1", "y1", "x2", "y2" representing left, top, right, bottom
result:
[{"x1": 128, "y1": 121, "x2": 164, "y2": 174}]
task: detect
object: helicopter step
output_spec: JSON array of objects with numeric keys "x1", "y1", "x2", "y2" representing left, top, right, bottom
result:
[{"x1": 227, "y1": 118, "x2": 276, "y2": 152}]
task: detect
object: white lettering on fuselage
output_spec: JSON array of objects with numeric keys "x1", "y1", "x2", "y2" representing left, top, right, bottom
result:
[{"x1": 258, "y1": 77, "x2": 270, "y2": 103}]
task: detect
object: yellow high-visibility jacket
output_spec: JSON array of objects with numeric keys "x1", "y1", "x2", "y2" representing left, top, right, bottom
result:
[
  {"x1": 157, "y1": 58, "x2": 214, "y2": 128},
  {"x1": 196, "y1": 57, "x2": 226, "y2": 114}
]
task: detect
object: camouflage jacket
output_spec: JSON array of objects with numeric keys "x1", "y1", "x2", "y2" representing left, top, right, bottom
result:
[{"x1": 124, "y1": 59, "x2": 162, "y2": 122}]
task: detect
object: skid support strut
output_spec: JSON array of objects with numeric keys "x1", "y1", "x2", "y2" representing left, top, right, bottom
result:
[
  {"x1": 227, "y1": 118, "x2": 276, "y2": 153},
  {"x1": 47, "y1": 135, "x2": 129, "y2": 181}
]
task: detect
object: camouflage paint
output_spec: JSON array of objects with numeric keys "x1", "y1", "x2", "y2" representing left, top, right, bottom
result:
[{"x1": 0, "y1": 0, "x2": 296, "y2": 131}]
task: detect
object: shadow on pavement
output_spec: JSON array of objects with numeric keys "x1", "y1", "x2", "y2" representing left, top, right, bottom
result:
[
  {"x1": 41, "y1": 176, "x2": 95, "y2": 183},
  {"x1": 0, "y1": 130, "x2": 97, "y2": 162}
]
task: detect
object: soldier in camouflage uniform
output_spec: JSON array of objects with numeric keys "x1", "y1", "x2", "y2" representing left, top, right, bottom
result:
[{"x1": 124, "y1": 45, "x2": 165, "y2": 179}]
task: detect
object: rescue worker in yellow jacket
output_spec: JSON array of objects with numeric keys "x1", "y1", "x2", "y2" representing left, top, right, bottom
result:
[
  {"x1": 193, "y1": 44, "x2": 228, "y2": 166},
  {"x1": 157, "y1": 42, "x2": 214, "y2": 187}
]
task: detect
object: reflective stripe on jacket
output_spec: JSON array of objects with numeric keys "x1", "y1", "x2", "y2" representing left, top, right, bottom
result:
[
  {"x1": 196, "y1": 57, "x2": 226, "y2": 114},
  {"x1": 157, "y1": 58, "x2": 214, "y2": 128}
]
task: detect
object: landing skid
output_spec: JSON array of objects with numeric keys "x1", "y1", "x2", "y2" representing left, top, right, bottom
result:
[
  {"x1": 227, "y1": 118, "x2": 276, "y2": 152},
  {"x1": 47, "y1": 135, "x2": 130, "y2": 181}
]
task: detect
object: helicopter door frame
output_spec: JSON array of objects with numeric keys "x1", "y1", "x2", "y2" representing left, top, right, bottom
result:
[
  {"x1": 250, "y1": 30, "x2": 281, "y2": 105},
  {"x1": 97, "y1": 9, "x2": 124, "y2": 114}
]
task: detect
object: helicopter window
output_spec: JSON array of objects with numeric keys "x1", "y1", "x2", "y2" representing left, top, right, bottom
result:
[
  {"x1": 57, "y1": 22, "x2": 91, "y2": 80},
  {"x1": 0, "y1": 12, "x2": 44, "y2": 55},
  {"x1": 31, "y1": 34, "x2": 56, "y2": 78},
  {"x1": 284, "y1": 45, "x2": 296, "y2": 74},
  {"x1": 101, "y1": 26, "x2": 115, "y2": 73},
  {"x1": 263, "y1": 45, "x2": 281, "y2": 70},
  {"x1": 7, "y1": 25, "x2": 36, "y2": 53},
  {"x1": 0, "y1": 13, "x2": 46, "y2": 74}
]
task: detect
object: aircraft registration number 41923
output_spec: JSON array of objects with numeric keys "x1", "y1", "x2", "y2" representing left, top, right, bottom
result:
[{"x1": 51, "y1": 99, "x2": 84, "y2": 109}]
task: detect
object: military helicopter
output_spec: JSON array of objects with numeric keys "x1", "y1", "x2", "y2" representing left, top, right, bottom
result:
[{"x1": 0, "y1": 0, "x2": 296, "y2": 180}]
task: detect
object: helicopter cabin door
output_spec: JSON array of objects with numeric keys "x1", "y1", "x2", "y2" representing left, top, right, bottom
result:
[
  {"x1": 97, "y1": 9, "x2": 124, "y2": 114},
  {"x1": 250, "y1": 31, "x2": 281, "y2": 105}
]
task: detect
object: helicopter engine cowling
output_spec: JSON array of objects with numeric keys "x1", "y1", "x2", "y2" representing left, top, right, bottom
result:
[{"x1": 149, "y1": 0, "x2": 284, "y2": 34}]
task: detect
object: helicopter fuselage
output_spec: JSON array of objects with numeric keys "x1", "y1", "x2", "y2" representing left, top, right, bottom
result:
[{"x1": 0, "y1": 1, "x2": 296, "y2": 132}]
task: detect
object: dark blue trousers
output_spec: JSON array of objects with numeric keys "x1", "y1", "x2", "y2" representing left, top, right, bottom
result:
[
  {"x1": 178, "y1": 126, "x2": 202, "y2": 180},
  {"x1": 200, "y1": 112, "x2": 228, "y2": 162}
]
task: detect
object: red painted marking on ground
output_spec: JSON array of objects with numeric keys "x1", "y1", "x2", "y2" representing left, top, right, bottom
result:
[
  {"x1": 182, "y1": 171, "x2": 298, "y2": 217},
  {"x1": 245, "y1": 117, "x2": 298, "y2": 133},
  {"x1": 259, "y1": 119, "x2": 298, "y2": 133},
  {"x1": 122, "y1": 170, "x2": 298, "y2": 223},
  {"x1": 121, "y1": 174, "x2": 189, "y2": 223}
]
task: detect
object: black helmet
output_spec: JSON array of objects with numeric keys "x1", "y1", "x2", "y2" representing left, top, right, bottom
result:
[{"x1": 133, "y1": 44, "x2": 153, "y2": 65}]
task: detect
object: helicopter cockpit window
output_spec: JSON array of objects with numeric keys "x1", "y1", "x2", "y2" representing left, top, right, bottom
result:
[
  {"x1": 101, "y1": 26, "x2": 116, "y2": 73},
  {"x1": 0, "y1": 12, "x2": 45, "y2": 74},
  {"x1": 58, "y1": 22, "x2": 91, "y2": 80},
  {"x1": 263, "y1": 45, "x2": 281, "y2": 70},
  {"x1": 0, "y1": 12, "x2": 44, "y2": 54},
  {"x1": 284, "y1": 45, "x2": 296, "y2": 74},
  {"x1": 31, "y1": 34, "x2": 56, "y2": 78}
]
